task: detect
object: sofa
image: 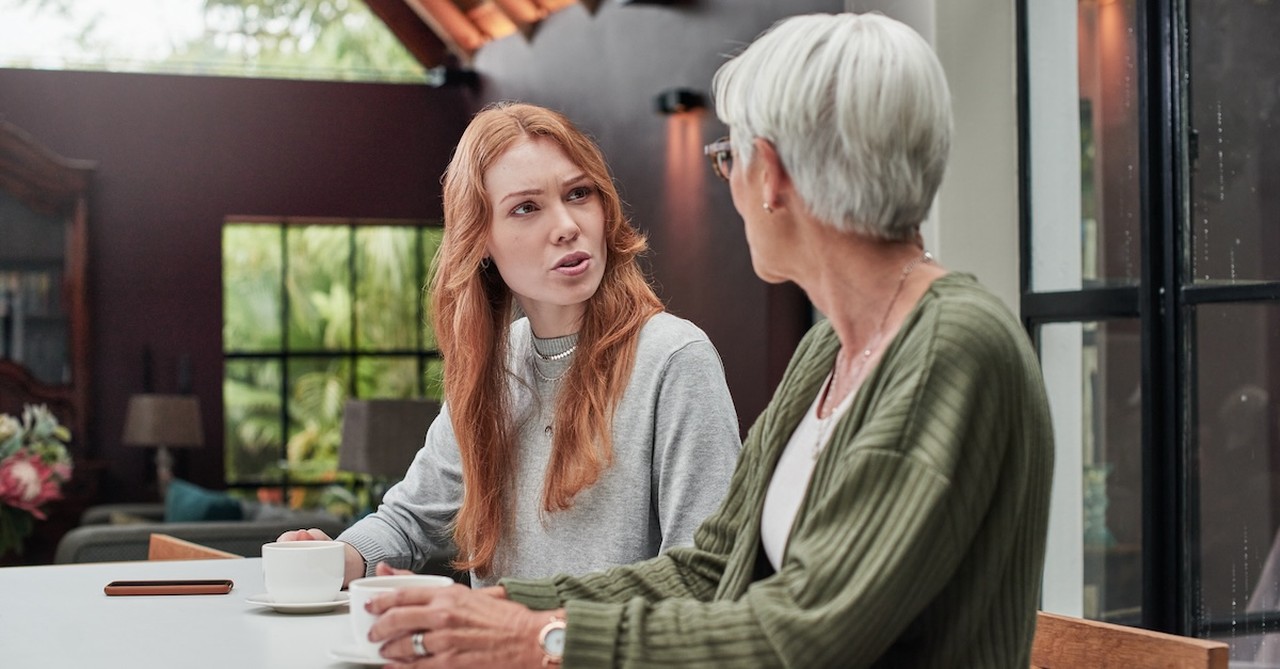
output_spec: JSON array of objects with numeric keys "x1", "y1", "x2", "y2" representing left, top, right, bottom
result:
[
  {"x1": 54, "y1": 484, "x2": 467, "y2": 583},
  {"x1": 53, "y1": 499, "x2": 350, "y2": 564}
]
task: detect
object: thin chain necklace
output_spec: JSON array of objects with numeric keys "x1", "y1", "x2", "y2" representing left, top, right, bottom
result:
[
  {"x1": 813, "y1": 250, "x2": 933, "y2": 459},
  {"x1": 533, "y1": 361, "x2": 570, "y2": 383}
]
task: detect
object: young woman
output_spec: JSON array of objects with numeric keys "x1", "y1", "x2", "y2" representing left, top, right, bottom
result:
[{"x1": 282, "y1": 102, "x2": 741, "y2": 589}]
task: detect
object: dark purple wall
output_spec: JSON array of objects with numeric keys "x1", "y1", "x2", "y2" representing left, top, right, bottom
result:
[
  {"x1": 473, "y1": 0, "x2": 838, "y2": 435},
  {"x1": 0, "y1": 0, "x2": 839, "y2": 502},
  {"x1": 0, "y1": 68, "x2": 473, "y2": 500}
]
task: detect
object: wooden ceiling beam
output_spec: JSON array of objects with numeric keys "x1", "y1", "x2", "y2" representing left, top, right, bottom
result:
[
  {"x1": 403, "y1": 0, "x2": 491, "y2": 63},
  {"x1": 466, "y1": 2, "x2": 520, "y2": 41},
  {"x1": 535, "y1": 0, "x2": 579, "y2": 12},
  {"x1": 363, "y1": 0, "x2": 452, "y2": 69},
  {"x1": 369, "y1": 0, "x2": 592, "y2": 70},
  {"x1": 492, "y1": 0, "x2": 545, "y2": 23}
]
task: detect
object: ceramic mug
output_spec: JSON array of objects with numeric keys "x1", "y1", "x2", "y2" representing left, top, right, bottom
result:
[
  {"x1": 348, "y1": 574, "x2": 454, "y2": 658},
  {"x1": 260, "y1": 540, "x2": 346, "y2": 604}
]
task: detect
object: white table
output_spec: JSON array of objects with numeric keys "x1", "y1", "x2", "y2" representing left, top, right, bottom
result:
[{"x1": 0, "y1": 557, "x2": 367, "y2": 668}]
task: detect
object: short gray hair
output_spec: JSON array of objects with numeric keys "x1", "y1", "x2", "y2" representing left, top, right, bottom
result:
[{"x1": 712, "y1": 12, "x2": 952, "y2": 241}]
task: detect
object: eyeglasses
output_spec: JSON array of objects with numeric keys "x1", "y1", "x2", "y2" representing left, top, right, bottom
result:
[{"x1": 703, "y1": 137, "x2": 733, "y2": 181}]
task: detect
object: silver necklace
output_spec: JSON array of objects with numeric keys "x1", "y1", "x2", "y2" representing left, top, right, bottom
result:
[
  {"x1": 533, "y1": 361, "x2": 570, "y2": 383},
  {"x1": 813, "y1": 250, "x2": 933, "y2": 459},
  {"x1": 532, "y1": 337, "x2": 576, "y2": 383},
  {"x1": 535, "y1": 345, "x2": 577, "y2": 362}
]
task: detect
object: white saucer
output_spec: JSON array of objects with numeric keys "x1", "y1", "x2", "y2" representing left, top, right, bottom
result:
[
  {"x1": 245, "y1": 591, "x2": 349, "y2": 614},
  {"x1": 329, "y1": 644, "x2": 386, "y2": 665}
]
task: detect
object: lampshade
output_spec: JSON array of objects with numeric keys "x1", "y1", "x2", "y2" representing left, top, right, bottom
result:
[
  {"x1": 122, "y1": 394, "x2": 204, "y2": 448},
  {"x1": 339, "y1": 399, "x2": 440, "y2": 479}
]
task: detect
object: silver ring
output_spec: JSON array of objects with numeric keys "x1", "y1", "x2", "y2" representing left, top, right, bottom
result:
[{"x1": 411, "y1": 631, "x2": 427, "y2": 657}]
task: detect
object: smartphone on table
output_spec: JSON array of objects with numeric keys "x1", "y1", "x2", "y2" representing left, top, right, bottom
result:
[{"x1": 104, "y1": 579, "x2": 234, "y2": 596}]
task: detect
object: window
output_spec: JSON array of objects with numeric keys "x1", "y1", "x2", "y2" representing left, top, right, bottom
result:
[
  {"x1": 221, "y1": 218, "x2": 443, "y2": 505},
  {"x1": 0, "y1": 0, "x2": 426, "y2": 83},
  {"x1": 1023, "y1": 1, "x2": 1280, "y2": 661}
]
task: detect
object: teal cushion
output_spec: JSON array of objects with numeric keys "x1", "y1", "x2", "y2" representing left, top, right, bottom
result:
[{"x1": 164, "y1": 479, "x2": 244, "y2": 522}]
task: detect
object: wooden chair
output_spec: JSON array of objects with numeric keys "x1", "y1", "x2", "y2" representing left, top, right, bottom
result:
[
  {"x1": 1031, "y1": 611, "x2": 1228, "y2": 669},
  {"x1": 147, "y1": 533, "x2": 243, "y2": 561}
]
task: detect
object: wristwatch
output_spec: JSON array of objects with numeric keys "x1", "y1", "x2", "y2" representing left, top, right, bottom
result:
[{"x1": 537, "y1": 615, "x2": 567, "y2": 666}]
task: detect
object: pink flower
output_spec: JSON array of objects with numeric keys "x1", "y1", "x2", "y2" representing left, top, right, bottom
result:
[{"x1": 0, "y1": 452, "x2": 63, "y2": 519}]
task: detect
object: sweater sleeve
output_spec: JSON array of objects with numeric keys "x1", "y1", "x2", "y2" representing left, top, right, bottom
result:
[
  {"x1": 511, "y1": 312, "x2": 1029, "y2": 668},
  {"x1": 649, "y1": 338, "x2": 741, "y2": 553},
  {"x1": 337, "y1": 402, "x2": 463, "y2": 576}
]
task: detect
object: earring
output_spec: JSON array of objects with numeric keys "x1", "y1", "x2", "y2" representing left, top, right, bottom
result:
[
  {"x1": 480, "y1": 257, "x2": 491, "y2": 270},
  {"x1": 763, "y1": 202, "x2": 774, "y2": 214}
]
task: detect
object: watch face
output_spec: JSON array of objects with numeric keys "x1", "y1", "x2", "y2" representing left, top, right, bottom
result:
[{"x1": 544, "y1": 627, "x2": 566, "y2": 657}]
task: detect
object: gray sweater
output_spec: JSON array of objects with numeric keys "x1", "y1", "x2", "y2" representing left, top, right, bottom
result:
[{"x1": 339, "y1": 312, "x2": 742, "y2": 587}]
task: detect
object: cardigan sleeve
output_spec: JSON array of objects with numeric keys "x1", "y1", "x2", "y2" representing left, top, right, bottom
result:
[{"x1": 508, "y1": 309, "x2": 1031, "y2": 668}]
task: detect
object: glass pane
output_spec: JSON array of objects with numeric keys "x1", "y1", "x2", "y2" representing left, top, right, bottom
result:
[
  {"x1": 0, "y1": 0, "x2": 425, "y2": 83},
  {"x1": 421, "y1": 226, "x2": 444, "y2": 352},
  {"x1": 1040, "y1": 319, "x2": 1143, "y2": 622},
  {"x1": 1193, "y1": 303, "x2": 1280, "y2": 662},
  {"x1": 286, "y1": 226, "x2": 351, "y2": 352},
  {"x1": 223, "y1": 358, "x2": 283, "y2": 483},
  {"x1": 355, "y1": 227, "x2": 418, "y2": 351},
  {"x1": 285, "y1": 356, "x2": 350, "y2": 484},
  {"x1": 1077, "y1": 0, "x2": 1141, "y2": 287},
  {"x1": 1188, "y1": 1, "x2": 1280, "y2": 283},
  {"x1": 423, "y1": 356, "x2": 445, "y2": 401},
  {"x1": 355, "y1": 356, "x2": 418, "y2": 399},
  {"x1": 1026, "y1": 1, "x2": 1141, "y2": 291},
  {"x1": 223, "y1": 225, "x2": 282, "y2": 352},
  {"x1": 1086, "y1": 319, "x2": 1144, "y2": 623},
  {"x1": 0, "y1": 189, "x2": 70, "y2": 384}
]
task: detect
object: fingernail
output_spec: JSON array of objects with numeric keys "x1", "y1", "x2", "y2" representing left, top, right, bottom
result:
[{"x1": 365, "y1": 601, "x2": 373, "y2": 612}]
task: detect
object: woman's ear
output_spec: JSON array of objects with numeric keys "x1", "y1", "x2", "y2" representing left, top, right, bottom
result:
[{"x1": 752, "y1": 138, "x2": 791, "y2": 212}]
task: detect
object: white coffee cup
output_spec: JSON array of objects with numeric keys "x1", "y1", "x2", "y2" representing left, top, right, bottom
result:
[
  {"x1": 260, "y1": 540, "x2": 345, "y2": 604},
  {"x1": 348, "y1": 574, "x2": 454, "y2": 658}
]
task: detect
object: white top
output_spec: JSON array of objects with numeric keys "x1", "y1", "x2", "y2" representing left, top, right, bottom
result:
[
  {"x1": 760, "y1": 370, "x2": 856, "y2": 570},
  {"x1": 0, "y1": 558, "x2": 357, "y2": 668}
]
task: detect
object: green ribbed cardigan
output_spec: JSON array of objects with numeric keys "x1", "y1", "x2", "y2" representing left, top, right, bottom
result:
[{"x1": 503, "y1": 273, "x2": 1055, "y2": 668}]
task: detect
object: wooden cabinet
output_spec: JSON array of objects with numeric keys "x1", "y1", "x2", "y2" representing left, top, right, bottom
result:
[{"x1": 0, "y1": 120, "x2": 94, "y2": 446}]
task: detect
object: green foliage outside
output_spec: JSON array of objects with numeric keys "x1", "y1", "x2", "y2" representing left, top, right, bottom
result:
[
  {"x1": 7, "y1": 0, "x2": 426, "y2": 82},
  {"x1": 223, "y1": 222, "x2": 444, "y2": 515}
]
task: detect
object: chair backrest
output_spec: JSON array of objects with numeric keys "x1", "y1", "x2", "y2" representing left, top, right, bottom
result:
[
  {"x1": 147, "y1": 533, "x2": 242, "y2": 561},
  {"x1": 1031, "y1": 611, "x2": 1228, "y2": 669}
]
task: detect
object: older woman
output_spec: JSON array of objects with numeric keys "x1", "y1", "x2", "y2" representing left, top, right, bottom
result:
[
  {"x1": 281, "y1": 102, "x2": 741, "y2": 589},
  {"x1": 363, "y1": 13, "x2": 1054, "y2": 668}
]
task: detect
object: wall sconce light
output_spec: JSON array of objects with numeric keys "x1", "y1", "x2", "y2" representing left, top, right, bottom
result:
[
  {"x1": 654, "y1": 88, "x2": 705, "y2": 115},
  {"x1": 425, "y1": 65, "x2": 480, "y2": 90}
]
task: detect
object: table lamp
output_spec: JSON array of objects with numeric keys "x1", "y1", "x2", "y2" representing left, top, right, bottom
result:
[
  {"x1": 122, "y1": 394, "x2": 204, "y2": 498},
  {"x1": 339, "y1": 399, "x2": 439, "y2": 504}
]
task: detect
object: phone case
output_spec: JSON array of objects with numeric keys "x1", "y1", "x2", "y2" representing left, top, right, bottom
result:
[{"x1": 103, "y1": 579, "x2": 234, "y2": 596}]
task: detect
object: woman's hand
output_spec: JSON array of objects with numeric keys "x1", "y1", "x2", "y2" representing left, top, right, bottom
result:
[
  {"x1": 366, "y1": 584, "x2": 557, "y2": 668},
  {"x1": 374, "y1": 562, "x2": 415, "y2": 577},
  {"x1": 275, "y1": 528, "x2": 333, "y2": 542},
  {"x1": 274, "y1": 529, "x2": 365, "y2": 586}
]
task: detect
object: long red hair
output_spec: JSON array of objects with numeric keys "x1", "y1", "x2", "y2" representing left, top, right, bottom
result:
[{"x1": 431, "y1": 102, "x2": 663, "y2": 577}]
